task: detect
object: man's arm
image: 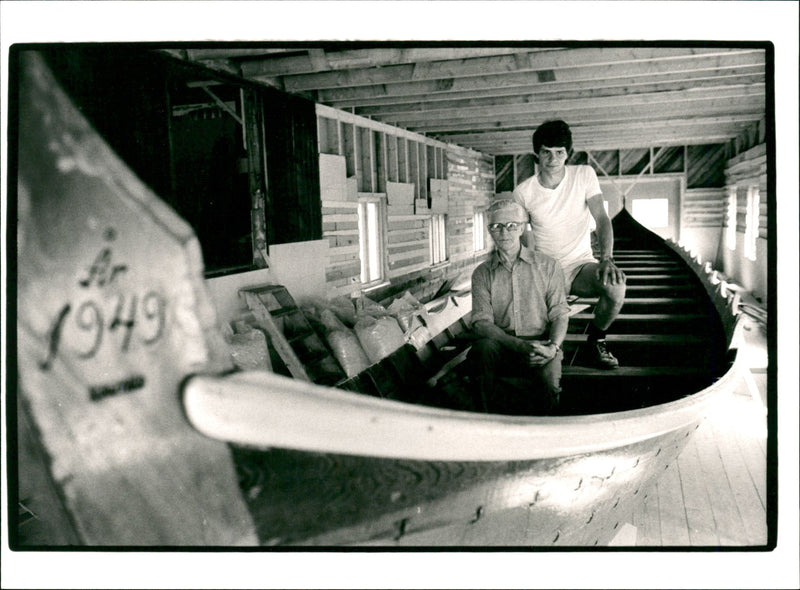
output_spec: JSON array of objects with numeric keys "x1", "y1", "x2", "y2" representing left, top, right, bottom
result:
[
  {"x1": 587, "y1": 194, "x2": 625, "y2": 285},
  {"x1": 472, "y1": 319, "x2": 533, "y2": 355},
  {"x1": 530, "y1": 262, "x2": 570, "y2": 363}
]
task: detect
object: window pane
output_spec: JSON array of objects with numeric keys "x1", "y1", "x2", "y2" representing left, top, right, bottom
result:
[
  {"x1": 745, "y1": 187, "x2": 759, "y2": 261},
  {"x1": 631, "y1": 198, "x2": 669, "y2": 229},
  {"x1": 430, "y1": 214, "x2": 448, "y2": 265},
  {"x1": 357, "y1": 203, "x2": 367, "y2": 283},
  {"x1": 367, "y1": 202, "x2": 381, "y2": 280},
  {"x1": 726, "y1": 188, "x2": 737, "y2": 251},
  {"x1": 358, "y1": 200, "x2": 384, "y2": 284},
  {"x1": 473, "y1": 211, "x2": 485, "y2": 251}
]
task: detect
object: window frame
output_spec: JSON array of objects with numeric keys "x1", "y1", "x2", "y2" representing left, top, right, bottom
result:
[
  {"x1": 744, "y1": 185, "x2": 760, "y2": 261},
  {"x1": 473, "y1": 209, "x2": 487, "y2": 252},
  {"x1": 430, "y1": 213, "x2": 448, "y2": 266},
  {"x1": 725, "y1": 186, "x2": 737, "y2": 251},
  {"x1": 357, "y1": 196, "x2": 386, "y2": 286}
]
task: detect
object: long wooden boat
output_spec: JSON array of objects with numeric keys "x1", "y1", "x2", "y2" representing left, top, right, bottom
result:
[{"x1": 13, "y1": 51, "x2": 748, "y2": 547}]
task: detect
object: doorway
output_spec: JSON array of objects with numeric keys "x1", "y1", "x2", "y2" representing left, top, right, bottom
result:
[{"x1": 599, "y1": 176, "x2": 682, "y2": 242}]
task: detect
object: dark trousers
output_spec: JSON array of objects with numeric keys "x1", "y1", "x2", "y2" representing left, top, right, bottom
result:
[{"x1": 467, "y1": 338, "x2": 562, "y2": 414}]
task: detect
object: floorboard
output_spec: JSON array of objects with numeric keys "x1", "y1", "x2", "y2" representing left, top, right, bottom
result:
[
  {"x1": 707, "y1": 409, "x2": 768, "y2": 545},
  {"x1": 630, "y1": 315, "x2": 768, "y2": 547},
  {"x1": 655, "y1": 463, "x2": 691, "y2": 546},
  {"x1": 676, "y1": 437, "x2": 720, "y2": 546},
  {"x1": 631, "y1": 485, "x2": 661, "y2": 545},
  {"x1": 690, "y1": 419, "x2": 751, "y2": 545}
]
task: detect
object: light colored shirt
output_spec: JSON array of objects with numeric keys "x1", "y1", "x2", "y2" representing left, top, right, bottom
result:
[
  {"x1": 471, "y1": 246, "x2": 569, "y2": 337},
  {"x1": 512, "y1": 165, "x2": 601, "y2": 276}
]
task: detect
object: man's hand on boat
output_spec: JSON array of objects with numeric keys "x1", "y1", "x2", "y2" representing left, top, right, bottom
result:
[{"x1": 596, "y1": 258, "x2": 626, "y2": 286}]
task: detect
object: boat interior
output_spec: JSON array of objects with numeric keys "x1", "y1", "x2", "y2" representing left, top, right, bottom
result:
[{"x1": 265, "y1": 207, "x2": 734, "y2": 418}]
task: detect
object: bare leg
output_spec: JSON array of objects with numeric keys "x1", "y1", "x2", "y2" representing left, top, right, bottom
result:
[
  {"x1": 570, "y1": 262, "x2": 626, "y2": 331},
  {"x1": 570, "y1": 262, "x2": 625, "y2": 369}
]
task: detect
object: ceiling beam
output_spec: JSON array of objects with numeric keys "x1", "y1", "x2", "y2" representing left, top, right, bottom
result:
[
  {"x1": 238, "y1": 47, "x2": 535, "y2": 78},
  {"x1": 376, "y1": 93, "x2": 765, "y2": 131},
  {"x1": 354, "y1": 82, "x2": 766, "y2": 120},
  {"x1": 186, "y1": 48, "x2": 304, "y2": 60},
  {"x1": 275, "y1": 47, "x2": 763, "y2": 92},
  {"x1": 398, "y1": 105, "x2": 764, "y2": 138},
  {"x1": 328, "y1": 68, "x2": 765, "y2": 110},
  {"x1": 450, "y1": 126, "x2": 751, "y2": 151},
  {"x1": 435, "y1": 115, "x2": 763, "y2": 145},
  {"x1": 315, "y1": 51, "x2": 765, "y2": 102},
  {"x1": 469, "y1": 132, "x2": 743, "y2": 155}
]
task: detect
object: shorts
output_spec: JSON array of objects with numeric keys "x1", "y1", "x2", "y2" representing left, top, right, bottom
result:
[{"x1": 563, "y1": 258, "x2": 598, "y2": 294}]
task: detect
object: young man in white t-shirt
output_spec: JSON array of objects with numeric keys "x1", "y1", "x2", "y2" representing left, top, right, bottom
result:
[{"x1": 513, "y1": 120, "x2": 626, "y2": 369}]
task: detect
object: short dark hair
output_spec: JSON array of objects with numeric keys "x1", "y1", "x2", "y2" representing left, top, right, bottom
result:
[{"x1": 532, "y1": 120, "x2": 573, "y2": 155}]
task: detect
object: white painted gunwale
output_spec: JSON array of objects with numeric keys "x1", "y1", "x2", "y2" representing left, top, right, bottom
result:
[{"x1": 183, "y1": 319, "x2": 746, "y2": 462}]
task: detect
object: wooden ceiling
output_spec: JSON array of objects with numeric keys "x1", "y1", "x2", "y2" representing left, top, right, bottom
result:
[{"x1": 166, "y1": 44, "x2": 767, "y2": 156}]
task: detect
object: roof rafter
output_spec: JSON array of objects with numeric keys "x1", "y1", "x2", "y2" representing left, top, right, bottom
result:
[
  {"x1": 275, "y1": 47, "x2": 762, "y2": 92},
  {"x1": 327, "y1": 68, "x2": 765, "y2": 110},
  {"x1": 316, "y1": 51, "x2": 765, "y2": 103}
]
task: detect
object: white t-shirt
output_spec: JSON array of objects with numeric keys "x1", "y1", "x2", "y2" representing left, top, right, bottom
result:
[{"x1": 512, "y1": 165, "x2": 602, "y2": 276}]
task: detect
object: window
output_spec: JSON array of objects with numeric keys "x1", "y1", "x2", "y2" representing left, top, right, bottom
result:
[
  {"x1": 430, "y1": 214, "x2": 448, "y2": 265},
  {"x1": 744, "y1": 186, "x2": 760, "y2": 261},
  {"x1": 357, "y1": 199, "x2": 385, "y2": 284},
  {"x1": 726, "y1": 187, "x2": 737, "y2": 251},
  {"x1": 473, "y1": 210, "x2": 487, "y2": 252},
  {"x1": 631, "y1": 198, "x2": 669, "y2": 229},
  {"x1": 169, "y1": 84, "x2": 253, "y2": 276}
]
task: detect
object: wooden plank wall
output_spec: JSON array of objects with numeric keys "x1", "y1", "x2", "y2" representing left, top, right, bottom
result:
[
  {"x1": 683, "y1": 187, "x2": 726, "y2": 228},
  {"x1": 725, "y1": 143, "x2": 768, "y2": 239},
  {"x1": 386, "y1": 214, "x2": 430, "y2": 278},
  {"x1": 446, "y1": 149, "x2": 494, "y2": 262},
  {"x1": 317, "y1": 105, "x2": 493, "y2": 299}
]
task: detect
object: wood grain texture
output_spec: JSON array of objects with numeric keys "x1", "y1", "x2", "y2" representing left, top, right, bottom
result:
[
  {"x1": 230, "y1": 426, "x2": 695, "y2": 546},
  {"x1": 675, "y1": 435, "x2": 721, "y2": 545},
  {"x1": 15, "y1": 52, "x2": 255, "y2": 546}
]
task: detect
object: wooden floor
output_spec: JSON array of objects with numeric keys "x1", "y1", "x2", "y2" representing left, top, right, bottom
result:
[
  {"x1": 623, "y1": 316, "x2": 769, "y2": 547},
  {"x1": 355, "y1": 315, "x2": 770, "y2": 548}
]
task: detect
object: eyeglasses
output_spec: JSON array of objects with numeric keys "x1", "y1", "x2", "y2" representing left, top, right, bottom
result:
[{"x1": 488, "y1": 222, "x2": 525, "y2": 232}]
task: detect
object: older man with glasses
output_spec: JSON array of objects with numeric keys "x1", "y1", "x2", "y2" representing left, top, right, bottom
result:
[{"x1": 468, "y1": 199, "x2": 570, "y2": 414}]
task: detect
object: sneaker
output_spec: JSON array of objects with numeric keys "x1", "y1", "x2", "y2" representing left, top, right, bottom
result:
[{"x1": 589, "y1": 339, "x2": 619, "y2": 370}]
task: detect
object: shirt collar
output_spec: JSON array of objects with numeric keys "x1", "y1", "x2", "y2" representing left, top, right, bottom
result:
[{"x1": 490, "y1": 246, "x2": 537, "y2": 269}]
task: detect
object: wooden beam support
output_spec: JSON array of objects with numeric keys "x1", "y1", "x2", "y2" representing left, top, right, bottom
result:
[
  {"x1": 307, "y1": 48, "x2": 331, "y2": 72},
  {"x1": 351, "y1": 79, "x2": 766, "y2": 119},
  {"x1": 315, "y1": 103, "x2": 458, "y2": 151},
  {"x1": 200, "y1": 86, "x2": 243, "y2": 126},
  {"x1": 587, "y1": 150, "x2": 627, "y2": 201},
  {"x1": 479, "y1": 135, "x2": 740, "y2": 155},
  {"x1": 240, "y1": 47, "x2": 527, "y2": 78},
  {"x1": 376, "y1": 86, "x2": 765, "y2": 127},
  {"x1": 280, "y1": 47, "x2": 761, "y2": 92},
  {"x1": 618, "y1": 146, "x2": 666, "y2": 201},
  {"x1": 400, "y1": 98, "x2": 764, "y2": 134},
  {"x1": 440, "y1": 115, "x2": 762, "y2": 145},
  {"x1": 317, "y1": 52, "x2": 765, "y2": 103},
  {"x1": 328, "y1": 69, "x2": 766, "y2": 111}
]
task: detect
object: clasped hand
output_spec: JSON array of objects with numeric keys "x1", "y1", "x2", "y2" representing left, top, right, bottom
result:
[{"x1": 519, "y1": 339, "x2": 556, "y2": 366}]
